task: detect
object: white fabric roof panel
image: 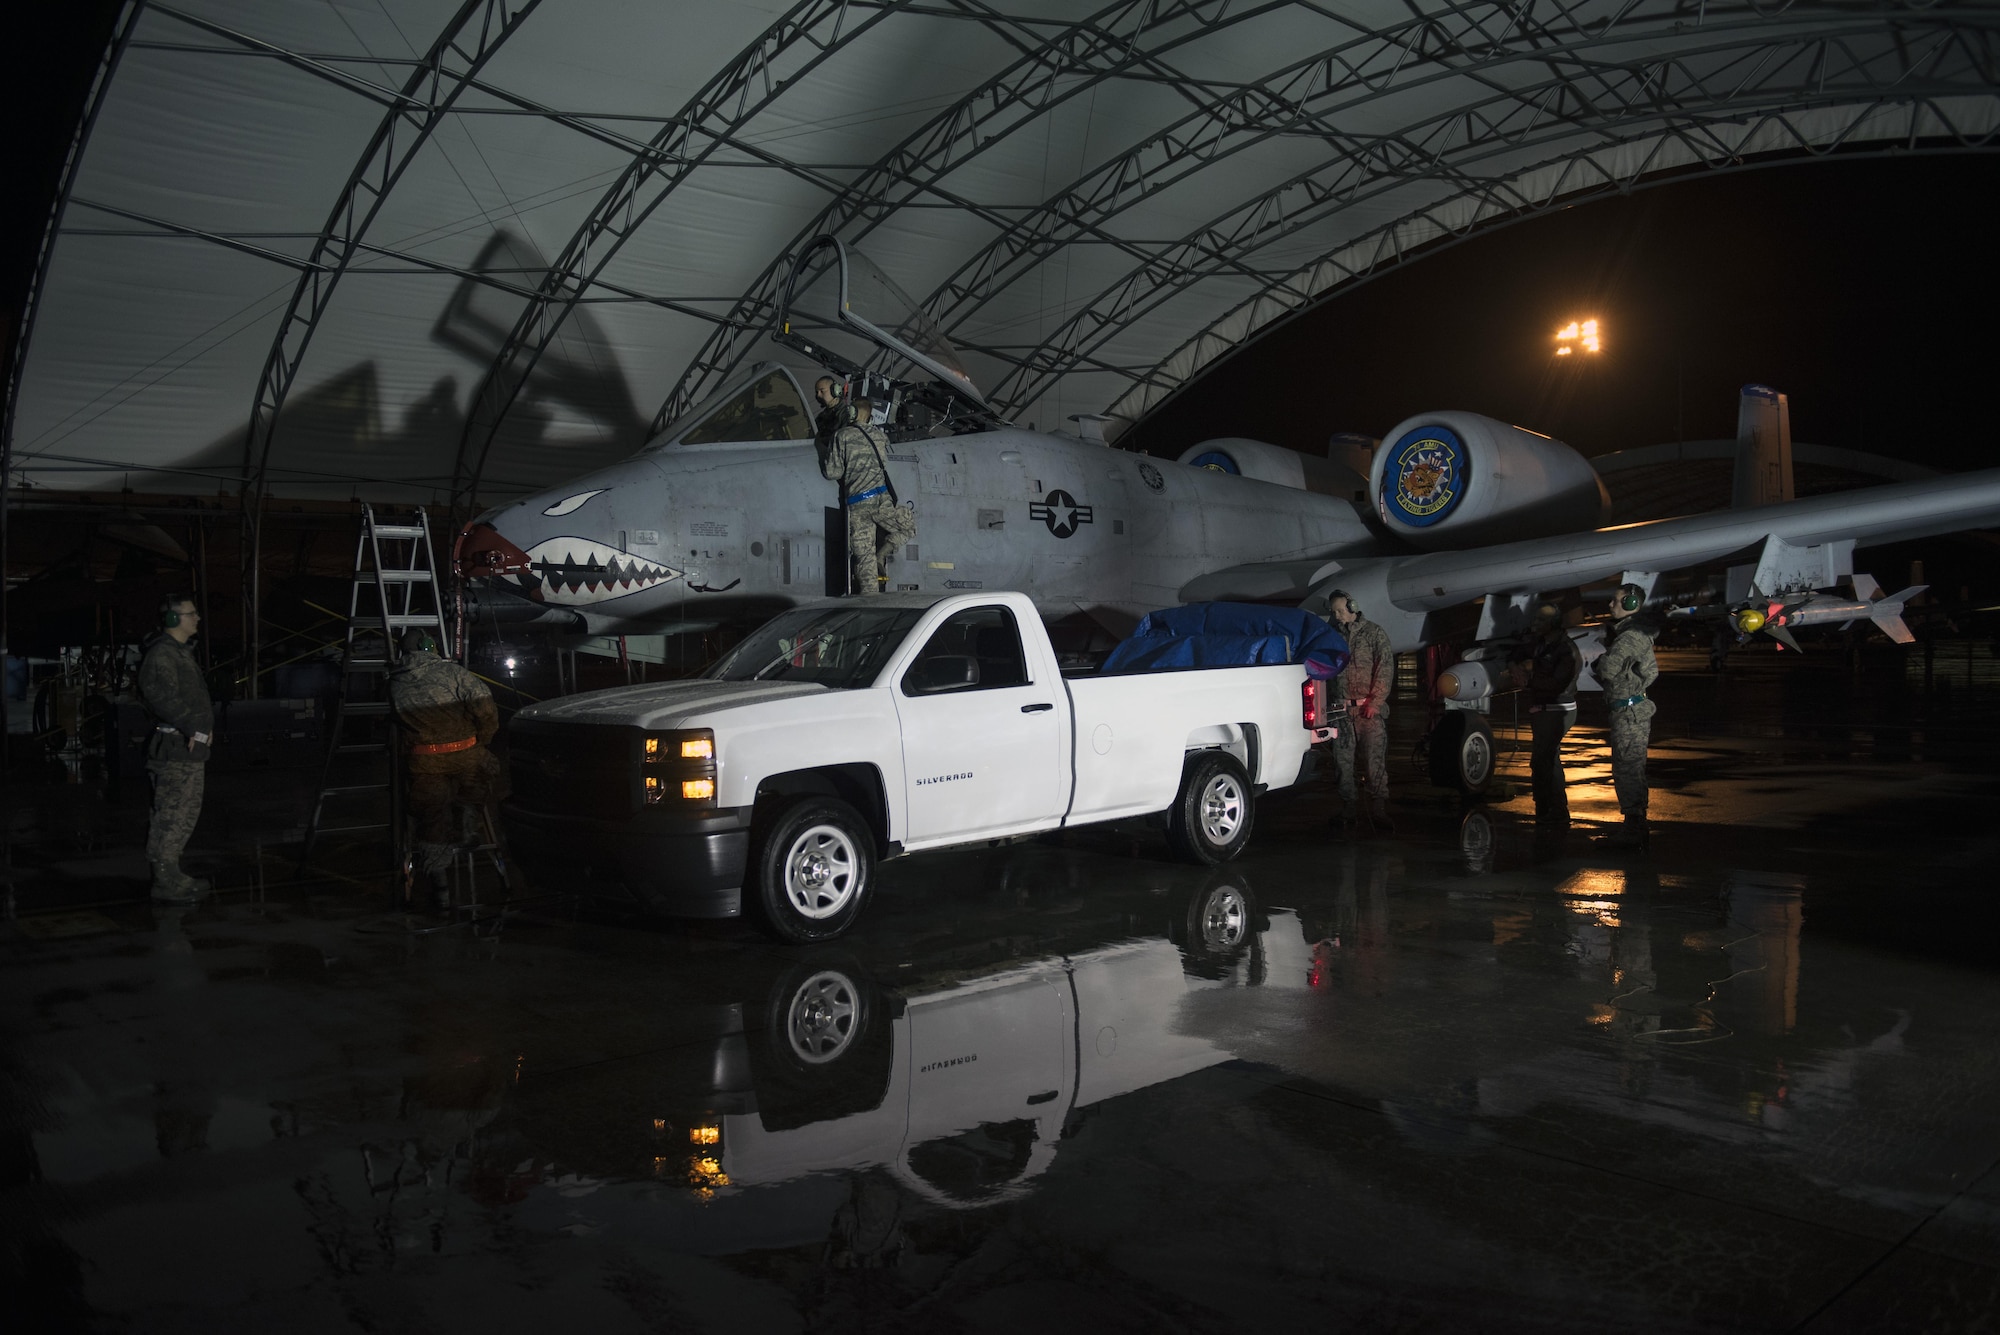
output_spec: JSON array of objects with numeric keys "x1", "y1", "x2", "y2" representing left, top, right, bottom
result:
[{"x1": 7, "y1": 0, "x2": 1997, "y2": 504}]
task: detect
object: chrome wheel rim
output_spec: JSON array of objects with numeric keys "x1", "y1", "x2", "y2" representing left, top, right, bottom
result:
[
  {"x1": 784, "y1": 823, "x2": 859, "y2": 919},
  {"x1": 784, "y1": 969, "x2": 862, "y2": 1064},
  {"x1": 1199, "y1": 772, "x2": 1245, "y2": 844},
  {"x1": 1197, "y1": 886, "x2": 1248, "y2": 949}
]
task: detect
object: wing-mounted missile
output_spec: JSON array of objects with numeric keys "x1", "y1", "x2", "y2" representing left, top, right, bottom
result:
[{"x1": 1673, "y1": 574, "x2": 1928, "y2": 651}]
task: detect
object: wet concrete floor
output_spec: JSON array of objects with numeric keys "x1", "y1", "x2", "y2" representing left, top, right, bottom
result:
[{"x1": 4, "y1": 645, "x2": 2000, "y2": 1332}]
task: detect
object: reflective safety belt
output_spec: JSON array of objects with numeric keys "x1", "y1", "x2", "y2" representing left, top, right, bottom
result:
[
  {"x1": 410, "y1": 735, "x2": 477, "y2": 755},
  {"x1": 846, "y1": 485, "x2": 888, "y2": 505}
]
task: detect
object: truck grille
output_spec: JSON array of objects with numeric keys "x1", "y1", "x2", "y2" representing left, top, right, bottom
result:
[{"x1": 507, "y1": 719, "x2": 643, "y2": 820}]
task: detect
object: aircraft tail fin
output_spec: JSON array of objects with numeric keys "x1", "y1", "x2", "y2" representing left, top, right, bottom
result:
[
  {"x1": 1733, "y1": 384, "x2": 1795, "y2": 508},
  {"x1": 1868, "y1": 584, "x2": 1926, "y2": 645}
]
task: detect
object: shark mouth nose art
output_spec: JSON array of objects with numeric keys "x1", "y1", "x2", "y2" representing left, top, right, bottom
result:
[
  {"x1": 520, "y1": 537, "x2": 683, "y2": 606},
  {"x1": 456, "y1": 525, "x2": 681, "y2": 606}
]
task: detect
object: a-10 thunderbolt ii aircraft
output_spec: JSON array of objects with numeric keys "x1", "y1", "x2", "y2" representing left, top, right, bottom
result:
[{"x1": 456, "y1": 236, "x2": 2000, "y2": 786}]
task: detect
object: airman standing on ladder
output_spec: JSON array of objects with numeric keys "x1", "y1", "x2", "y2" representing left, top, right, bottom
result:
[{"x1": 389, "y1": 628, "x2": 505, "y2": 910}]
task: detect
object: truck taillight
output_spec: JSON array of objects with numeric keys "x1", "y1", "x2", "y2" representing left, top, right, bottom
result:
[{"x1": 1302, "y1": 678, "x2": 1320, "y2": 728}]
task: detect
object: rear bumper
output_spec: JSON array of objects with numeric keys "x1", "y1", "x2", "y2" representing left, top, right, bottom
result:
[{"x1": 501, "y1": 801, "x2": 753, "y2": 918}]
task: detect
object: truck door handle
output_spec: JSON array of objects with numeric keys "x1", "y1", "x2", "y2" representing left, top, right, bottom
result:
[{"x1": 1021, "y1": 703, "x2": 1054, "y2": 714}]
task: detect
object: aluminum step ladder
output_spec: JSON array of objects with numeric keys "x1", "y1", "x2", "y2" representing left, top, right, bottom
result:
[{"x1": 300, "y1": 505, "x2": 452, "y2": 874}]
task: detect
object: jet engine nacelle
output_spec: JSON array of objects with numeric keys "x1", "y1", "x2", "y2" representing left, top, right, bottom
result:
[
  {"x1": 1370, "y1": 412, "x2": 1608, "y2": 549},
  {"x1": 1178, "y1": 437, "x2": 1352, "y2": 497}
]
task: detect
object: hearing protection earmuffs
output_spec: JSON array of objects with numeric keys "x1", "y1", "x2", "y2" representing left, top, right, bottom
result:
[
  {"x1": 160, "y1": 597, "x2": 194, "y2": 629},
  {"x1": 399, "y1": 627, "x2": 440, "y2": 658},
  {"x1": 1615, "y1": 584, "x2": 1646, "y2": 615},
  {"x1": 1326, "y1": 588, "x2": 1361, "y2": 618}
]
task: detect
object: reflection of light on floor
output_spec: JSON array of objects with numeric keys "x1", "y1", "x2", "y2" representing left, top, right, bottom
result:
[{"x1": 1557, "y1": 868, "x2": 1626, "y2": 928}]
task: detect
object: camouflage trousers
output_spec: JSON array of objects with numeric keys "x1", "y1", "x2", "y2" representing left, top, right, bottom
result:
[
  {"x1": 146, "y1": 759, "x2": 205, "y2": 869},
  {"x1": 409, "y1": 748, "x2": 506, "y2": 875},
  {"x1": 1334, "y1": 711, "x2": 1390, "y2": 813},
  {"x1": 1529, "y1": 708, "x2": 1574, "y2": 820},
  {"x1": 847, "y1": 495, "x2": 916, "y2": 595},
  {"x1": 1608, "y1": 698, "x2": 1655, "y2": 818}
]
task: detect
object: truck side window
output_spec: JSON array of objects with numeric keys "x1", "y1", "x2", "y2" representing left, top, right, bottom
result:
[{"x1": 901, "y1": 606, "x2": 1029, "y2": 696}]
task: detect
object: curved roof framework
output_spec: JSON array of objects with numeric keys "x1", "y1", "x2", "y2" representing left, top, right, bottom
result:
[{"x1": 6, "y1": 0, "x2": 1999, "y2": 514}]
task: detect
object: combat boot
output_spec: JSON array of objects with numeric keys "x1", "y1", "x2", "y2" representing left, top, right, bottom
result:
[
  {"x1": 149, "y1": 861, "x2": 208, "y2": 905},
  {"x1": 1368, "y1": 805, "x2": 1395, "y2": 836},
  {"x1": 1601, "y1": 817, "x2": 1648, "y2": 852},
  {"x1": 428, "y1": 869, "x2": 454, "y2": 917}
]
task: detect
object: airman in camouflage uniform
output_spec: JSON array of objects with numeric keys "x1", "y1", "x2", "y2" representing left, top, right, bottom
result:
[
  {"x1": 1326, "y1": 590, "x2": 1396, "y2": 832},
  {"x1": 1508, "y1": 602, "x2": 1583, "y2": 822},
  {"x1": 138, "y1": 595, "x2": 213, "y2": 904},
  {"x1": 1596, "y1": 586, "x2": 1661, "y2": 851},
  {"x1": 389, "y1": 630, "x2": 505, "y2": 905},
  {"x1": 820, "y1": 398, "x2": 916, "y2": 595}
]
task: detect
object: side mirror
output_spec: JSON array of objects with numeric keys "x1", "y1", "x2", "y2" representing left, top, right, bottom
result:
[{"x1": 908, "y1": 655, "x2": 980, "y2": 695}]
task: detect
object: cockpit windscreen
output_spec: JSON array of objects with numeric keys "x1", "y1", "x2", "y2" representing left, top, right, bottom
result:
[{"x1": 650, "y1": 364, "x2": 810, "y2": 449}]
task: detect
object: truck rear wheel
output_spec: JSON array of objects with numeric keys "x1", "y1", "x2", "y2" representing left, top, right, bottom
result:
[
  {"x1": 1167, "y1": 752, "x2": 1254, "y2": 865},
  {"x1": 754, "y1": 797, "x2": 875, "y2": 943}
]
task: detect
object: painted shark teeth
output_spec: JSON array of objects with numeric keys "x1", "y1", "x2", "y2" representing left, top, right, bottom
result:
[{"x1": 516, "y1": 536, "x2": 683, "y2": 606}]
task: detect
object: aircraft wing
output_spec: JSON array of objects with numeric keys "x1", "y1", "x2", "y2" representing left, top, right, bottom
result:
[{"x1": 1181, "y1": 468, "x2": 2000, "y2": 650}]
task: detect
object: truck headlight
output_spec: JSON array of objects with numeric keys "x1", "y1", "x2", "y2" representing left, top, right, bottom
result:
[{"x1": 642, "y1": 728, "x2": 717, "y2": 805}]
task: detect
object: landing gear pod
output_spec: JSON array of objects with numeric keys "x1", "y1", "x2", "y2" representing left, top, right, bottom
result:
[
  {"x1": 1428, "y1": 711, "x2": 1496, "y2": 795},
  {"x1": 1372, "y1": 411, "x2": 1609, "y2": 548}
]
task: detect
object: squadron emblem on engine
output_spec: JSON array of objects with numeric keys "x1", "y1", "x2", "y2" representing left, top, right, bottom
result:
[{"x1": 1381, "y1": 427, "x2": 1467, "y2": 528}]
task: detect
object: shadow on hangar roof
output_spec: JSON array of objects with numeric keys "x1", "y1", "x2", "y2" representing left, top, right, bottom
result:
[{"x1": 5, "y1": 0, "x2": 1999, "y2": 512}]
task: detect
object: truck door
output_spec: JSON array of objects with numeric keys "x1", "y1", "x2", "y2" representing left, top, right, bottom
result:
[
  {"x1": 893, "y1": 603, "x2": 1067, "y2": 844},
  {"x1": 897, "y1": 968, "x2": 1070, "y2": 1203}
]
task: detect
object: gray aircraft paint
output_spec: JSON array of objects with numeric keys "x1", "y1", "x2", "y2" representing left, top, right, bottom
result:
[{"x1": 468, "y1": 419, "x2": 1377, "y2": 635}]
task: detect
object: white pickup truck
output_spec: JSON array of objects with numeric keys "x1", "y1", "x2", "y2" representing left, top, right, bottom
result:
[{"x1": 503, "y1": 591, "x2": 1339, "y2": 941}]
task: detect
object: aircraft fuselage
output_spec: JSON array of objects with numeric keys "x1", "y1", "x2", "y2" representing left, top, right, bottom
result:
[{"x1": 462, "y1": 427, "x2": 1377, "y2": 635}]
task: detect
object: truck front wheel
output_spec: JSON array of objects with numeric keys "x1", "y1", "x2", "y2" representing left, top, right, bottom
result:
[
  {"x1": 1168, "y1": 752, "x2": 1255, "y2": 865},
  {"x1": 754, "y1": 797, "x2": 876, "y2": 943}
]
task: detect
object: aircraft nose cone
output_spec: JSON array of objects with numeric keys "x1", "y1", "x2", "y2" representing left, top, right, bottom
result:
[{"x1": 457, "y1": 523, "x2": 533, "y2": 585}]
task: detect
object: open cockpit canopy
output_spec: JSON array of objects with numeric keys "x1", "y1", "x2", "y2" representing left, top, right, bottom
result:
[{"x1": 780, "y1": 235, "x2": 1000, "y2": 421}]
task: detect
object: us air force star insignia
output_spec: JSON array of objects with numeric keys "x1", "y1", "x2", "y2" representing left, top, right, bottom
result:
[{"x1": 1030, "y1": 489, "x2": 1094, "y2": 539}]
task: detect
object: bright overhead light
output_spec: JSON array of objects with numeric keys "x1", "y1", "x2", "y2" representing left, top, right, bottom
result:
[{"x1": 1554, "y1": 317, "x2": 1603, "y2": 356}]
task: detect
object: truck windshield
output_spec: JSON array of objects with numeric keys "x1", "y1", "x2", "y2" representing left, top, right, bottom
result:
[{"x1": 704, "y1": 605, "x2": 927, "y2": 689}]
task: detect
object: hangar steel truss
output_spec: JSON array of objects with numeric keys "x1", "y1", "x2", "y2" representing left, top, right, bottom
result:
[{"x1": 5, "y1": 1, "x2": 2000, "y2": 695}]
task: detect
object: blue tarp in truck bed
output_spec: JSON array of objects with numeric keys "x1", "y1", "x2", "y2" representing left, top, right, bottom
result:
[{"x1": 1100, "y1": 603, "x2": 1350, "y2": 678}]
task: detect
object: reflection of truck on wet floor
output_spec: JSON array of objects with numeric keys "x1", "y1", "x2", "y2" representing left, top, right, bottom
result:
[
  {"x1": 724, "y1": 879, "x2": 1313, "y2": 1205},
  {"x1": 504, "y1": 591, "x2": 1339, "y2": 941},
  {"x1": 492, "y1": 872, "x2": 1312, "y2": 1233}
]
